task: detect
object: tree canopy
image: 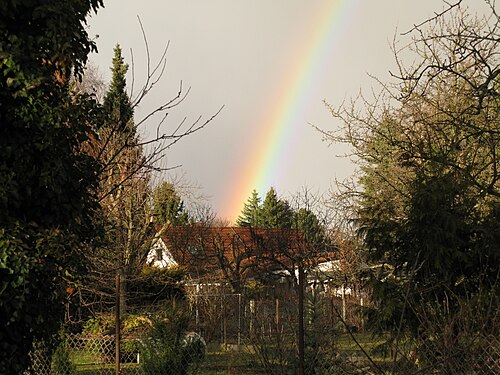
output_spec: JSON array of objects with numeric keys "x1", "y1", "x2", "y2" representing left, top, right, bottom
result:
[
  {"x1": 236, "y1": 189, "x2": 263, "y2": 227},
  {"x1": 83, "y1": 44, "x2": 156, "y2": 315},
  {"x1": 102, "y1": 44, "x2": 134, "y2": 135},
  {"x1": 153, "y1": 181, "x2": 190, "y2": 226},
  {"x1": 0, "y1": 0, "x2": 103, "y2": 372},
  {"x1": 236, "y1": 187, "x2": 293, "y2": 229},
  {"x1": 325, "y1": 2, "x2": 499, "y2": 337},
  {"x1": 261, "y1": 187, "x2": 293, "y2": 229}
]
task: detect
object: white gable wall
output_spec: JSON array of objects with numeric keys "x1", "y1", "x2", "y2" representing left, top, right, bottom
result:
[{"x1": 147, "y1": 237, "x2": 178, "y2": 268}]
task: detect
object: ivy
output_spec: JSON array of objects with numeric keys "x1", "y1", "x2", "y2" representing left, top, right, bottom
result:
[{"x1": 0, "y1": 0, "x2": 103, "y2": 372}]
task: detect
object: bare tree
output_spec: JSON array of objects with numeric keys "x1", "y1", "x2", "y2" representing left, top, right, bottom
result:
[
  {"x1": 75, "y1": 23, "x2": 222, "y2": 318},
  {"x1": 320, "y1": 1, "x2": 499, "y2": 372}
]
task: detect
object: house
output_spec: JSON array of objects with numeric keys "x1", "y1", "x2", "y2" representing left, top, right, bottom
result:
[
  {"x1": 147, "y1": 226, "x2": 337, "y2": 292},
  {"x1": 147, "y1": 226, "x2": 366, "y2": 333}
]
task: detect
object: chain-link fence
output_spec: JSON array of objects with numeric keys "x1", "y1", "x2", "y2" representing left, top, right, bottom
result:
[
  {"x1": 25, "y1": 334, "x2": 142, "y2": 375},
  {"x1": 26, "y1": 285, "x2": 499, "y2": 374},
  {"x1": 26, "y1": 331, "x2": 209, "y2": 375},
  {"x1": 25, "y1": 331, "x2": 499, "y2": 374},
  {"x1": 186, "y1": 284, "x2": 500, "y2": 375}
]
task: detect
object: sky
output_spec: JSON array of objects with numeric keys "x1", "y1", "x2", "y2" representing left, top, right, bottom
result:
[{"x1": 87, "y1": 0, "x2": 492, "y2": 222}]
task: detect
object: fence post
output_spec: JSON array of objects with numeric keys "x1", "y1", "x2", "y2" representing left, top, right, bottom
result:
[
  {"x1": 115, "y1": 273, "x2": 121, "y2": 375},
  {"x1": 342, "y1": 284, "x2": 346, "y2": 332},
  {"x1": 238, "y1": 293, "x2": 242, "y2": 347},
  {"x1": 275, "y1": 298, "x2": 280, "y2": 329},
  {"x1": 223, "y1": 294, "x2": 227, "y2": 349},
  {"x1": 249, "y1": 299, "x2": 255, "y2": 339},
  {"x1": 195, "y1": 284, "x2": 200, "y2": 331},
  {"x1": 298, "y1": 265, "x2": 305, "y2": 375}
]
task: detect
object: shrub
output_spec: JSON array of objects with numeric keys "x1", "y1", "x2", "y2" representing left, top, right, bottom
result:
[{"x1": 140, "y1": 301, "x2": 205, "y2": 375}]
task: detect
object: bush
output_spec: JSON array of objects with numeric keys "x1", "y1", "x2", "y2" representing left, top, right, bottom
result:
[
  {"x1": 140, "y1": 301, "x2": 205, "y2": 375},
  {"x1": 52, "y1": 339, "x2": 76, "y2": 375}
]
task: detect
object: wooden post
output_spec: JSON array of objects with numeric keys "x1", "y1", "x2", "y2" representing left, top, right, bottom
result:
[
  {"x1": 115, "y1": 273, "x2": 121, "y2": 375},
  {"x1": 342, "y1": 284, "x2": 347, "y2": 332},
  {"x1": 237, "y1": 293, "x2": 242, "y2": 347},
  {"x1": 249, "y1": 300, "x2": 255, "y2": 339},
  {"x1": 360, "y1": 293, "x2": 364, "y2": 330},
  {"x1": 298, "y1": 265, "x2": 305, "y2": 375},
  {"x1": 223, "y1": 296, "x2": 227, "y2": 349},
  {"x1": 195, "y1": 286, "x2": 199, "y2": 330},
  {"x1": 275, "y1": 298, "x2": 280, "y2": 329}
]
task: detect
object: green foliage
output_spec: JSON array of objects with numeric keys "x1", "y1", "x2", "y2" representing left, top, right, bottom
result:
[
  {"x1": 52, "y1": 336, "x2": 76, "y2": 375},
  {"x1": 0, "y1": 207, "x2": 96, "y2": 372},
  {"x1": 261, "y1": 187, "x2": 293, "y2": 229},
  {"x1": 340, "y1": 7, "x2": 500, "y2": 336},
  {"x1": 83, "y1": 313, "x2": 148, "y2": 336},
  {"x1": 0, "y1": 0, "x2": 102, "y2": 80},
  {"x1": 127, "y1": 266, "x2": 186, "y2": 307},
  {"x1": 152, "y1": 182, "x2": 190, "y2": 226},
  {"x1": 236, "y1": 187, "x2": 297, "y2": 229},
  {"x1": 82, "y1": 314, "x2": 116, "y2": 335},
  {"x1": 303, "y1": 291, "x2": 333, "y2": 372},
  {"x1": 140, "y1": 301, "x2": 204, "y2": 375},
  {"x1": 293, "y1": 207, "x2": 327, "y2": 249},
  {"x1": 236, "y1": 189, "x2": 263, "y2": 227},
  {"x1": 236, "y1": 188, "x2": 329, "y2": 261},
  {"x1": 0, "y1": 1, "x2": 103, "y2": 372},
  {"x1": 359, "y1": 119, "x2": 500, "y2": 334},
  {"x1": 85, "y1": 43, "x2": 154, "y2": 314},
  {"x1": 102, "y1": 44, "x2": 134, "y2": 135}
]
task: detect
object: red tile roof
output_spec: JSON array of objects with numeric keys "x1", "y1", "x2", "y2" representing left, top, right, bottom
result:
[{"x1": 157, "y1": 226, "x2": 333, "y2": 282}]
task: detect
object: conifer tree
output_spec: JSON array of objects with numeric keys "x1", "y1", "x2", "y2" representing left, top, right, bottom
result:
[
  {"x1": 236, "y1": 189, "x2": 263, "y2": 227},
  {"x1": 261, "y1": 187, "x2": 293, "y2": 229},
  {"x1": 326, "y1": 3, "x2": 499, "y2": 343},
  {"x1": 153, "y1": 182, "x2": 190, "y2": 226},
  {"x1": 293, "y1": 207, "x2": 326, "y2": 249},
  {"x1": 102, "y1": 44, "x2": 134, "y2": 135},
  {"x1": 87, "y1": 45, "x2": 153, "y2": 314}
]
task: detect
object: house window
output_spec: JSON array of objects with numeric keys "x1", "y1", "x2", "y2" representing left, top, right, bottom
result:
[
  {"x1": 188, "y1": 244, "x2": 198, "y2": 255},
  {"x1": 156, "y1": 247, "x2": 163, "y2": 261}
]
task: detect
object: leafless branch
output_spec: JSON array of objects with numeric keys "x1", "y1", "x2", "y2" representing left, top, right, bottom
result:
[{"x1": 401, "y1": 0, "x2": 463, "y2": 36}]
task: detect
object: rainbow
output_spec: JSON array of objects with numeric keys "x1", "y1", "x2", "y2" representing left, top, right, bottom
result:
[{"x1": 222, "y1": 0, "x2": 357, "y2": 222}]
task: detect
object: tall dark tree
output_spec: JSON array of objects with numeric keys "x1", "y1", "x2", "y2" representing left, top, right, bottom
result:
[
  {"x1": 102, "y1": 44, "x2": 134, "y2": 135},
  {"x1": 81, "y1": 32, "x2": 222, "y2": 315},
  {"x1": 293, "y1": 208, "x2": 327, "y2": 249},
  {"x1": 0, "y1": 0, "x2": 103, "y2": 372},
  {"x1": 324, "y1": 1, "x2": 499, "y2": 358},
  {"x1": 85, "y1": 45, "x2": 153, "y2": 315}
]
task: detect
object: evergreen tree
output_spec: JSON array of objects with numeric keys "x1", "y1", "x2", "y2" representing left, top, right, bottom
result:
[
  {"x1": 261, "y1": 187, "x2": 293, "y2": 229},
  {"x1": 327, "y1": 5, "x2": 499, "y2": 340},
  {"x1": 87, "y1": 45, "x2": 153, "y2": 314},
  {"x1": 102, "y1": 44, "x2": 134, "y2": 135},
  {"x1": 153, "y1": 182, "x2": 190, "y2": 226},
  {"x1": 237, "y1": 187, "x2": 295, "y2": 228},
  {"x1": 236, "y1": 189, "x2": 263, "y2": 227},
  {"x1": 293, "y1": 208, "x2": 327, "y2": 249}
]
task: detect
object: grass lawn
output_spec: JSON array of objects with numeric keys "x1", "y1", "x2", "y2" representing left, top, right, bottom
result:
[
  {"x1": 72, "y1": 350, "x2": 141, "y2": 374},
  {"x1": 336, "y1": 332, "x2": 388, "y2": 355},
  {"x1": 67, "y1": 333, "x2": 392, "y2": 374},
  {"x1": 197, "y1": 334, "x2": 390, "y2": 374},
  {"x1": 198, "y1": 346, "x2": 266, "y2": 374}
]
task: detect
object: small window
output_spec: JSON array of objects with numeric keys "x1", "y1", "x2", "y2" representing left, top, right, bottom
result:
[
  {"x1": 156, "y1": 247, "x2": 163, "y2": 261},
  {"x1": 188, "y1": 244, "x2": 198, "y2": 255}
]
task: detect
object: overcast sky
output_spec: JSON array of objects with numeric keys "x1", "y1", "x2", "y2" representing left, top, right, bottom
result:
[{"x1": 88, "y1": 0, "x2": 492, "y2": 221}]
